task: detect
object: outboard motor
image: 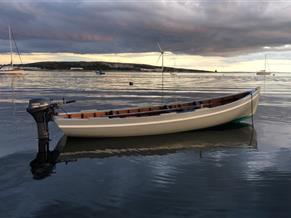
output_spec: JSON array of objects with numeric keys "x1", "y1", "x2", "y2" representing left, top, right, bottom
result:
[
  {"x1": 26, "y1": 98, "x2": 75, "y2": 156},
  {"x1": 27, "y1": 98, "x2": 76, "y2": 149},
  {"x1": 27, "y1": 98, "x2": 56, "y2": 153},
  {"x1": 27, "y1": 98, "x2": 75, "y2": 179},
  {"x1": 27, "y1": 99, "x2": 56, "y2": 179}
]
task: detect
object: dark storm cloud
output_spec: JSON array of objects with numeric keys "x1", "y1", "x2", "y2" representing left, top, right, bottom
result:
[{"x1": 1, "y1": 0, "x2": 291, "y2": 56}]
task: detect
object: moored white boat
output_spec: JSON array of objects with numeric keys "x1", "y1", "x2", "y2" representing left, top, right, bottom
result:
[
  {"x1": 54, "y1": 87, "x2": 260, "y2": 137},
  {"x1": 0, "y1": 25, "x2": 24, "y2": 75},
  {"x1": 0, "y1": 66, "x2": 23, "y2": 75},
  {"x1": 256, "y1": 55, "x2": 271, "y2": 76},
  {"x1": 96, "y1": 69, "x2": 105, "y2": 75},
  {"x1": 256, "y1": 70, "x2": 271, "y2": 76}
]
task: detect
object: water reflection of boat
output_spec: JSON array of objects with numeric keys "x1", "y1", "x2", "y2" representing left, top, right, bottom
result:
[
  {"x1": 30, "y1": 123, "x2": 257, "y2": 179},
  {"x1": 58, "y1": 123, "x2": 257, "y2": 160}
]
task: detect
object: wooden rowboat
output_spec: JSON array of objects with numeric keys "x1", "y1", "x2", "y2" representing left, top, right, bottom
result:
[{"x1": 53, "y1": 87, "x2": 260, "y2": 137}]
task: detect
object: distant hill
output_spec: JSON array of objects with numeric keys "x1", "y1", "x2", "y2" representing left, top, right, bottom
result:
[{"x1": 20, "y1": 61, "x2": 211, "y2": 73}]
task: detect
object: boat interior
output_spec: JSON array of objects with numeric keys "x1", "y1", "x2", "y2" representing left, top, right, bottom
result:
[{"x1": 60, "y1": 90, "x2": 253, "y2": 120}]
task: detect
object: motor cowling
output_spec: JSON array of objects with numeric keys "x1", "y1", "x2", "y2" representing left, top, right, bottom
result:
[{"x1": 27, "y1": 98, "x2": 51, "y2": 114}]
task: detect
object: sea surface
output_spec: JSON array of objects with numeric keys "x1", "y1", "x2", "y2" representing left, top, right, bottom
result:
[{"x1": 1, "y1": 70, "x2": 291, "y2": 217}]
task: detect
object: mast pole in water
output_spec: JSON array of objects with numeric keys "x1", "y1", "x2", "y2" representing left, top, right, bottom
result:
[{"x1": 8, "y1": 25, "x2": 13, "y2": 68}]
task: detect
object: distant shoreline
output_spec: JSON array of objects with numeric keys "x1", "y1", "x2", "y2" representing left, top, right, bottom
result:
[
  {"x1": 2, "y1": 61, "x2": 278, "y2": 73},
  {"x1": 11, "y1": 61, "x2": 213, "y2": 73}
]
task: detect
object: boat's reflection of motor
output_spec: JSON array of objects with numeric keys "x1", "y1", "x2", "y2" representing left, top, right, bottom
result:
[
  {"x1": 30, "y1": 122, "x2": 257, "y2": 180},
  {"x1": 30, "y1": 139, "x2": 60, "y2": 180}
]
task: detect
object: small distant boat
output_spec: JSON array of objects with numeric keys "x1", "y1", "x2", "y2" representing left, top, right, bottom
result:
[
  {"x1": 256, "y1": 55, "x2": 271, "y2": 76},
  {"x1": 54, "y1": 87, "x2": 260, "y2": 137},
  {"x1": 0, "y1": 26, "x2": 23, "y2": 75},
  {"x1": 70, "y1": 67, "x2": 84, "y2": 71},
  {"x1": 96, "y1": 69, "x2": 105, "y2": 75},
  {"x1": 256, "y1": 70, "x2": 271, "y2": 76}
]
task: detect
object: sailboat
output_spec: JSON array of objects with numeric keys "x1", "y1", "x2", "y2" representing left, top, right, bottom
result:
[
  {"x1": 0, "y1": 26, "x2": 23, "y2": 75},
  {"x1": 256, "y1": 54, "x2": 271, "y2": 76}
]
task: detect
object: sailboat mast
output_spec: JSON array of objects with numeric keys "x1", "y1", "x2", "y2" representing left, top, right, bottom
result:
[
  {"x1": 8, "y1": 25, "x2": 13, "y2": 68},
  {"x1": 162, "y1": 53, "x2": 164, "y2": 95},
  {"x1": 157, "y1": 42, "x2": 165, "y2": 101},
  {"x1": 264, "y1": 54, "x2": 267, "y2": 72}
]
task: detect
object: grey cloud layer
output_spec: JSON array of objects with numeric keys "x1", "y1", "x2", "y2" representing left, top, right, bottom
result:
[{"x1": 1, "y1": 0, "x2": 291, "y2": 56}]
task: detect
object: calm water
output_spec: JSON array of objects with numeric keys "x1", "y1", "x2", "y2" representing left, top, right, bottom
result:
[{"x1": 1, "y1": 71, "x2": 291, "y2": 217}]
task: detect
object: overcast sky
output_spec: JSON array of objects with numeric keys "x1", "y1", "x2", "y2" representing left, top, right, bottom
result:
[
  {"x1": 1, "y1": 0, "x2": 291, "y2": 55},
  {"x1": 1, "y1": 0, "x2": 291, "y2": 71}
]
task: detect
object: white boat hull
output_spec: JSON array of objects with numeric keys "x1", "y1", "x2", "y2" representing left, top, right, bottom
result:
[
  {"x1": 54, "y1": 89, "x2": 260, "y2": 137},
  {"x1": 0, "y1": 69, "x2": 24, "y2": 75}
]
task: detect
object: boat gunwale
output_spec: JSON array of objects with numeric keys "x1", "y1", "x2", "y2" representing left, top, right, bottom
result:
[
  {"x1": 55, "y1": 90, "x2": 260, "y2": 130},
  {"x1": 57, "y1": 88, "x2": 259, "y2": 120}
]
